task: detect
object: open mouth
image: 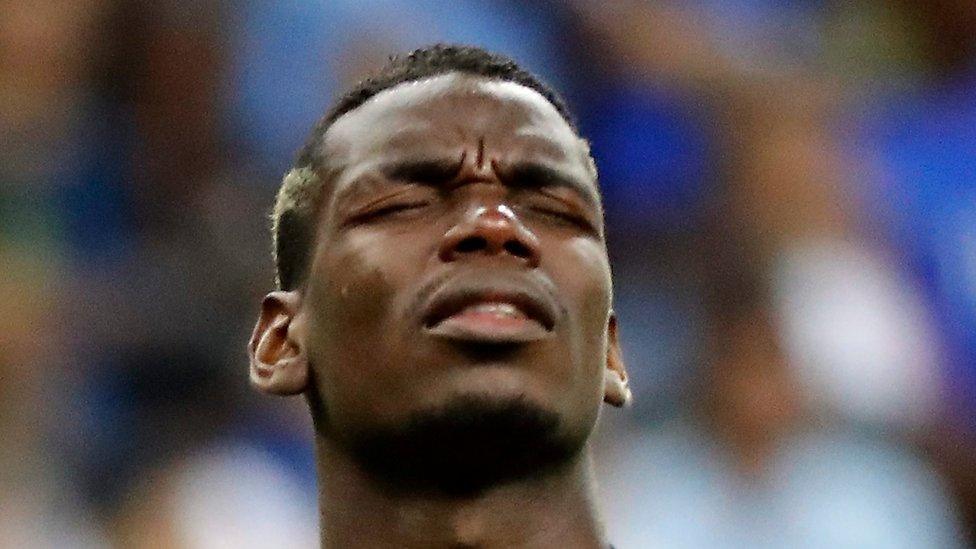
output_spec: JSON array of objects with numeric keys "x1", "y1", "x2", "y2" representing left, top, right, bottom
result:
[{"x1": 422, "y1": 286, "x2": 556, "y2": 343}]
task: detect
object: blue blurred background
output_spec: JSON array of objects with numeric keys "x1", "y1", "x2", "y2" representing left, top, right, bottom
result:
[{"x1": 2, "y1": 0, "x2": 975, "y2": 547}]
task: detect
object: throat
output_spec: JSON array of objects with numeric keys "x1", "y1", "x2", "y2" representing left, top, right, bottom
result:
[{"x1": 317, "y1": 440, "x2": 608, "y2": 548}]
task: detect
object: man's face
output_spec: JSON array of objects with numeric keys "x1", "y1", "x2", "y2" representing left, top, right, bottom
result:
[{"x1": 275, "y1": 74, "x2": 623, "y2": 477}]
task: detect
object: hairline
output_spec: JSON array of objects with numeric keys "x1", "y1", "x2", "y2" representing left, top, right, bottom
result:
[{"x1": 320, "y1": 72, "x2": 582, "y2": 167}]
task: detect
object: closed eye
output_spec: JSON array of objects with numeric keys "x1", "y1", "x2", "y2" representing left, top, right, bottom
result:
[
  {"x1": 526, "y1": 205, "x2": 596, "y2": 234},
  {"x1": 346, "y1": 200, "x2": 431, "y2": 226}
]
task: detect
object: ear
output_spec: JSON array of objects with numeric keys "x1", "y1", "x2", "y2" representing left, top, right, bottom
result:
[
  {"x1": 603, "y1": 313, "x2": 632, "y2": 408},
  {"x1": 248, "y1": 291, "x2": 308, "y2": 396}
]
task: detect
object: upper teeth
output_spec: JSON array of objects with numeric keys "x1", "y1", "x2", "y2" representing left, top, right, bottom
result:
[{"x1": 465, "y1": 302, "x2": 523, "y2": 317}]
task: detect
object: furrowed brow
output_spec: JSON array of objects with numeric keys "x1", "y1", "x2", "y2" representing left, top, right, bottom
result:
[
  {"x1": 381, "y1": 157, "x2": 463, "y2": 186},
  {"x1": 500, "y1": 161, "x2": 599, "y2": 208},
  {"x1": 332, "y1": 157, "x2": 463, "y2": 208}
]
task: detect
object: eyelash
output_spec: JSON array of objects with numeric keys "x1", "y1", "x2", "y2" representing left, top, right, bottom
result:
[
  {"x1": 349, "y1": 201, "x2": 431, "y2": 225},
  {"x1": 526, "y1": 205, "x2": 593, "y2": 232}
]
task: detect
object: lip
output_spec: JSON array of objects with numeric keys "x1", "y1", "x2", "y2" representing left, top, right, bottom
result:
[{"x1": 421, "y1": 282, "x2": 557, "y2": 344}]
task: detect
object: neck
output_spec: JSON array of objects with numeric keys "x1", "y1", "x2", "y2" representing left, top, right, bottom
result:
[{"x1": 315, "y1": 437, "x2": 608, "y2": 548}]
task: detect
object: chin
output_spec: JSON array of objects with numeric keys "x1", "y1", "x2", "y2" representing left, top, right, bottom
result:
[
  {"x1": 337, "y1": 392, "x2": 585, "y2": 497},
  {"x1": 435, "y1": 363, "x2": 543, "y2": 399}
]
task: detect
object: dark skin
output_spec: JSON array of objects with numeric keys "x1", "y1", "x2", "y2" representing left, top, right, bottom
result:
[{"x1": 249, "y1": 73, "x2": 630, "y2": 548}]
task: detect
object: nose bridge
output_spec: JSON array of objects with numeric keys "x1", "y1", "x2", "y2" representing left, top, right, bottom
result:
[
  {"x1": 436, "y1": 139, "x2": 540, "y2": 266},
  {"x1": 453, "y1": 145, "x2": 516, "y2": 245}
]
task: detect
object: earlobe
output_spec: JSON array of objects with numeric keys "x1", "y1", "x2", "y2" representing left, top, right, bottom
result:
[
  {"x1": 248, "y1": 291, "x2": 309, "y2": 396},
  {"x1": 603, "y1": 313, "x2": 632, "y2": 408}
]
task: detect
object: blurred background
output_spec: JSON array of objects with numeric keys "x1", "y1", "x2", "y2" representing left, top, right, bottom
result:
[{"x1": 2, "y1": 0, "x2": 975, "y2": 547}]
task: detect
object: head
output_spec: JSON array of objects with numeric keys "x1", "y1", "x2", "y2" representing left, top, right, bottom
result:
[{"x1": 248, "y1": 45, "x2": 630, "y2": 495}]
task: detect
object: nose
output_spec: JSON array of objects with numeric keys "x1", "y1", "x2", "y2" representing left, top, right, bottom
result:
[{"x1": 438, "y1": 204, "x2": 541, "y2": 268}]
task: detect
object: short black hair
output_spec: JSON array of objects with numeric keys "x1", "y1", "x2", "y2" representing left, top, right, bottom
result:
[{"x1": 272, "y1": 44, "x2": 579, "y2": 291}]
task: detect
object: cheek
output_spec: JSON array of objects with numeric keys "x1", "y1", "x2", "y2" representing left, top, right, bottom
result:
[
  {"x1": 550, "y1": 239, "x2": 613, "y2": 378},
  {"x1": 302, "y1": 230, "x2": 423, "y2": 414},
  {"x1": 309, "y1": 234, "x2": 392, "y2": 336},
  {"x1": 567, "y1": 237, "x2": 613, "y2": 323}
]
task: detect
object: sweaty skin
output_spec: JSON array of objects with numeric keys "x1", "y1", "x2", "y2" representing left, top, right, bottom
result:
[{"x1": 249, "y1": 73, "x2": 629, "y2": 548}]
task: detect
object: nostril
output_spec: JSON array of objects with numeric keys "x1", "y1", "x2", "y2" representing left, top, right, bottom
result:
[
  {"x1": 503, "y1": 240, "x2": 532, "y2": 259},
  {"x1": 456, "y1": 236, "x2": 487, "y2": 254}
]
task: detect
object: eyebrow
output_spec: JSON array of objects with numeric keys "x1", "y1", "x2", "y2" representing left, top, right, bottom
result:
[
  {"x1": 379, "y1": 157, "x2": 599, "y2": 208},
  {"x1": 499, "y1": 161, "x2": 599, "y2": 208},
  {"x1": 381, "y1": 158, "x2": 464, "y2": 186}
]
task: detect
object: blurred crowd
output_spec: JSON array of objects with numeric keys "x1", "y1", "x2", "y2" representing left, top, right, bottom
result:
[{"x1": 2, "y1": 0, "x2": 975, "y2": 547}]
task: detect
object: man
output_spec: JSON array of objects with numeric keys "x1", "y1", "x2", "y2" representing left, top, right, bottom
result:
[{"x1": 248, "y1": 44, "x2": 631, "y2": 548}]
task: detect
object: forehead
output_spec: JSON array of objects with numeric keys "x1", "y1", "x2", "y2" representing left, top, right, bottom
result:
[{"x1": 321, "y1": 73, "x2": 587, "y2": 171}]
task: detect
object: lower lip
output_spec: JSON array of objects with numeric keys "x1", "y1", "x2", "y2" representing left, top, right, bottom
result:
[{"x1": 424, "y1": 310, "x2": 550, "y2": 343}]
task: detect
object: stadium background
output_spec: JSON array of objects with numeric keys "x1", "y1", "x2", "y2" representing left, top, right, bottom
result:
[{"x1": 2, "y1": 0, "x2": 976, "y2": 546}]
